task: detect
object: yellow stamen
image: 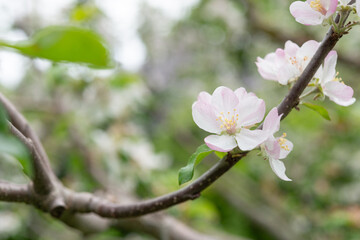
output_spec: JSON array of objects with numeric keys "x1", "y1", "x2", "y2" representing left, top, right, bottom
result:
[{"x1": 310, "y1": 0, "x2": 326, "y2": 15}]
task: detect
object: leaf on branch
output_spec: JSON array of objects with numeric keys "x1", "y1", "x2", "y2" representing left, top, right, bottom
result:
[
  {"x1": 302, "y1": 102, "x2": 331, "y2": 121},
  {"x1": 178, "y1": 144, "x2": 213, "y2": 185},
  {"x1": 214, "y1": 151, "x2": 227, "y2": 159},
  {"x1": 0, "y1": 26, "x2": 113, "y2": 68}
]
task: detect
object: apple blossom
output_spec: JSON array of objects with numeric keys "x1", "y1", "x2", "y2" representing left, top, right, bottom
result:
[
  {"x1": 261, "y1": 108, "x2": 293, "y2": 181},
  {"x1": 192, "y1": 86, "x2": 267, "y2": 152},
  {"x1": 256, "y1": 40, "x2": 320, "y2": 85},
  {"x1": 315, "y1": 51, "x2": 356, "y2": 106},
  {"x1": 290, "y1": 0, "x2": 338, "y2": 25}
]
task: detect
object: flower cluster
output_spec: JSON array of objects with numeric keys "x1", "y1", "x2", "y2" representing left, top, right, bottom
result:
[
  {"x1": 191, "y1": 0, "x2": 357, "y2": 182},
  {"x1": 256, "y1": 40, "x2": 355, "y2": 106},
  {"x1": 192, "y1": 86, "x2": 293, "y2": 181}
]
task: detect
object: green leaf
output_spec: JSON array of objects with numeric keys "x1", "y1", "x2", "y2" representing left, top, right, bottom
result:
[
  {"x1": 302, "y1": 102, "x2": 331, "y2": 121},
  {"x1": 214, "y1": 151, "x2": 227, "y2": 159},
  {"x1": 178, "y1": 144, "x2": 214, "y2": 185},
  {"x1": 0, "y1": 26, "x2": 112, "y2": 68}
]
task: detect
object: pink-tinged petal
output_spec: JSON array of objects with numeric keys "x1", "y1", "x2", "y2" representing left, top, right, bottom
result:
[
  {"x1": 197, "y1": 91, "x2": 212, "y2": 104},
  {"x1": 323, "y1": 81, "x2": 356, "y2": 106},
  {"x1": 264, "y1": 136, "x2": 281, "y2": 160},
  {"x1": 277, "y1": 63, "x2": 299, "y2": 85},
  {"x1": 204, "y1": 135, "x2": 237, "y2": 152},
  {"x1": 298, "y1": 40, "x2": 319, "y2": 61},
  {"x1": 263, "y1": 107, "x2": 282, "y2": 134},
  {"x1": 284, "y1": 40, "x2": 299, "y2": 57},
  {"x1": 321, "y1": 50, "x2": 337, "y2": 84},
  {"x1": 269, "y1": 158, "x2": 292, "y2": 181},
  {"x1": 235, "y1": 129, "x2": 268, "y2": 151},
  {"x1": 290, "y1": 1, "x2": 324, "y2": 25},
  {"x1": 192, "y1": 101, "x2": 221, "y2": 134},
  {"x1": 211, "y1": 86, "x2": 239, "y2": 113},
  {"x1": 255, "y1": 54, "x2": 279, "y2": 81},
  {"x1": 234, "y1": 87, "x2": 247, "y2": 100},
  {"x1": 324, "y1": 0, "x2": 338, "y2": 17},
  {"x1": 279, "y1": 138, "x2": 294, "y2": 159},
  {"x1": 237, "y1": 97, "x2": 266, "y2": 127}
]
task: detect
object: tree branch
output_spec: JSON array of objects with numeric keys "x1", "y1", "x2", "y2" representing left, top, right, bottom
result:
[
  {"x1": 63, "y1": 152, "x2": 246, "y2": 218},
  {"x1": 0, "y1": 182, "x2": 32, "y2": 203},
  {"x1": 0, "y1": 93, "x2": 57, "y2": 195}
]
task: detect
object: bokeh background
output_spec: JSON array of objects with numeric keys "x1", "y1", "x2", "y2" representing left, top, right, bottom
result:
[{"x1": 0, "y1": 0, "x2": 360, "y2": 239}]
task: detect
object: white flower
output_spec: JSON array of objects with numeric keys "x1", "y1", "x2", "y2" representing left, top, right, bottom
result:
[
  {"x1": 290, "y1": 0, "x2": 338, "y2": 25},
  {"x1": 192, "y1": 86, "x2": 267, "y2": 152},
  {"x1": 261, "y1": 108, "x2": 293, "y2": 181},
  {"x1": 256, "y1": 40, "x2": 320, "y2": 85}
]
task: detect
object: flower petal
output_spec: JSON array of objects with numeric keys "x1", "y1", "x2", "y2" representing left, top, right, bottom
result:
[
  {"x1": 235, "y1": 129, "x2": 267, "y2": 151},
  {"x1": 284, "y1": 40, "x2": 299, "y2": 57},
  {"x1": 357, "y1": 0, "x2": 360, "y2": 17},
  {"x1": 205, "y1": 135, "x2": 237, "y2": 152},
  {"x1": 263, "y1": 107, "x2": 281, "y2": 134},
  {"x1": 255, "y1": 54, "x2": 279, "y2": 81},
  {"x1": 192, "y1": 101, "x2": 221, "y2": 134},
  {"x1": 290, "y1": 1, "x2": 324, "y2": 25},
  {"x1": 323, "y1": 81, "x2": 356, "y2": 106},
  {"x1": 279, "y1": 138, "x2": 294, "y2": 159},
  {"x1": 269, "y1": 158, "x2": 292, "y2": 181},
  {"x1": 197, "y1": 91, "x2": 212, "y2": 104},
  {"x1": 211, "y1": 86, "x2": 239, "y2": 114},
  {"x1": 264, "y1": 136, "x2": 281, "y2": 160},
  {"x1": 321, "y1": 50, "x2": 337, "y2": 84},
  {"x1": 237, "y1": 96, "x2": 266, "y2": 127},
  {"x1": 324, "y1": 0, "x2": 338, "y2": 17}
]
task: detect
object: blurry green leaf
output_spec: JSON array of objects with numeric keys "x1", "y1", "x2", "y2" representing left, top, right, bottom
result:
[
  {"x1": 0, "y1": 134, "x2": 31, "y2": 176},
  {"x1": 70, "y1": 4, "x2": 100, "y2": 22},
  {"x1": 214, "y1": 151, "x2": 227, "y2": 159},
  {"x1": 178, "y1": 144, "x2": 213, "y2": 185},
  {"x1": 302, "y1": 102, "x2": 331, "y2": 121},
  {"x1": 0, "y1": 26, "x2": 112, "y2": 68},
  {"x1": 110, "y1": 72, "x2": 140, "y2": 89}
]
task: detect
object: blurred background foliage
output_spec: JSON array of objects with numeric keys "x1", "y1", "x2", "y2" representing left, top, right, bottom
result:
[{"x1": 0, "y1": 0, "x2": 360, "y2": 239}]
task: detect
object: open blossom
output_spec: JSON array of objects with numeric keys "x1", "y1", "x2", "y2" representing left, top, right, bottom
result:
[
  {"x1": 256, "y1": 40, "x2": 319, "y2": 85},
  {"x1": 315, "y1": 51, "x2": 356, "y2": 106},
  {"x1": 290, "y1": 0, "x2": 338, "y2": 25},
  {"x1": 192, "y1": 86, "x2": 267, "y2": 152},
  {"x1": 261, "y1": 108, "x2": 293, "y2": 181}
]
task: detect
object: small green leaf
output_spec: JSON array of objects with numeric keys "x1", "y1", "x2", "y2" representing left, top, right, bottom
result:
[
  {"x1": 214, "y1": 151, "x2": 227, "y2": 159},
  {"x1": 178, "y1": 144, "x2": 213, "y2": 185},
  {"x1": 302, "y1": 102, "x2": 331, "y2": 121},
  {"x1": 0, "y1": 26, "x2": 112, "y2": 68}
]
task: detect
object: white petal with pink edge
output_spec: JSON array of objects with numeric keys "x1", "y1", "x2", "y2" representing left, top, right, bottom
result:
[
  {"x1": 269, "y1": 158, "x2": 292, "y2": 181},
  {"x1": 290, "y1": 1, "x2": 324, "y2": 25},
  {"x1": 205, "y1": 135, "x2": 237, "y2": 152},
  {"x1": 211, "y1": 86, "x2": 239, "y2": 114},
  {"x1": 237, "y1": 97, "x2": 266, "y2": 127},
  {"x1": 235, "y1": 129, "x2": 267, "y2": 151},
  {"x1": 264, "y1": 136, "x2": 281, "y2": 160},
  {"x1": 263, "y1": 107, "x2": 282, "y2": 135},
  {"x1": 323, "y1": 81, "x2": 356, "y2": 106},
  {"x1": 192, "y1": 101, "x2": 221, "y2": 134},
  {"x1": 279, "y1": 138, "x2": 294, "y2": 159}
]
